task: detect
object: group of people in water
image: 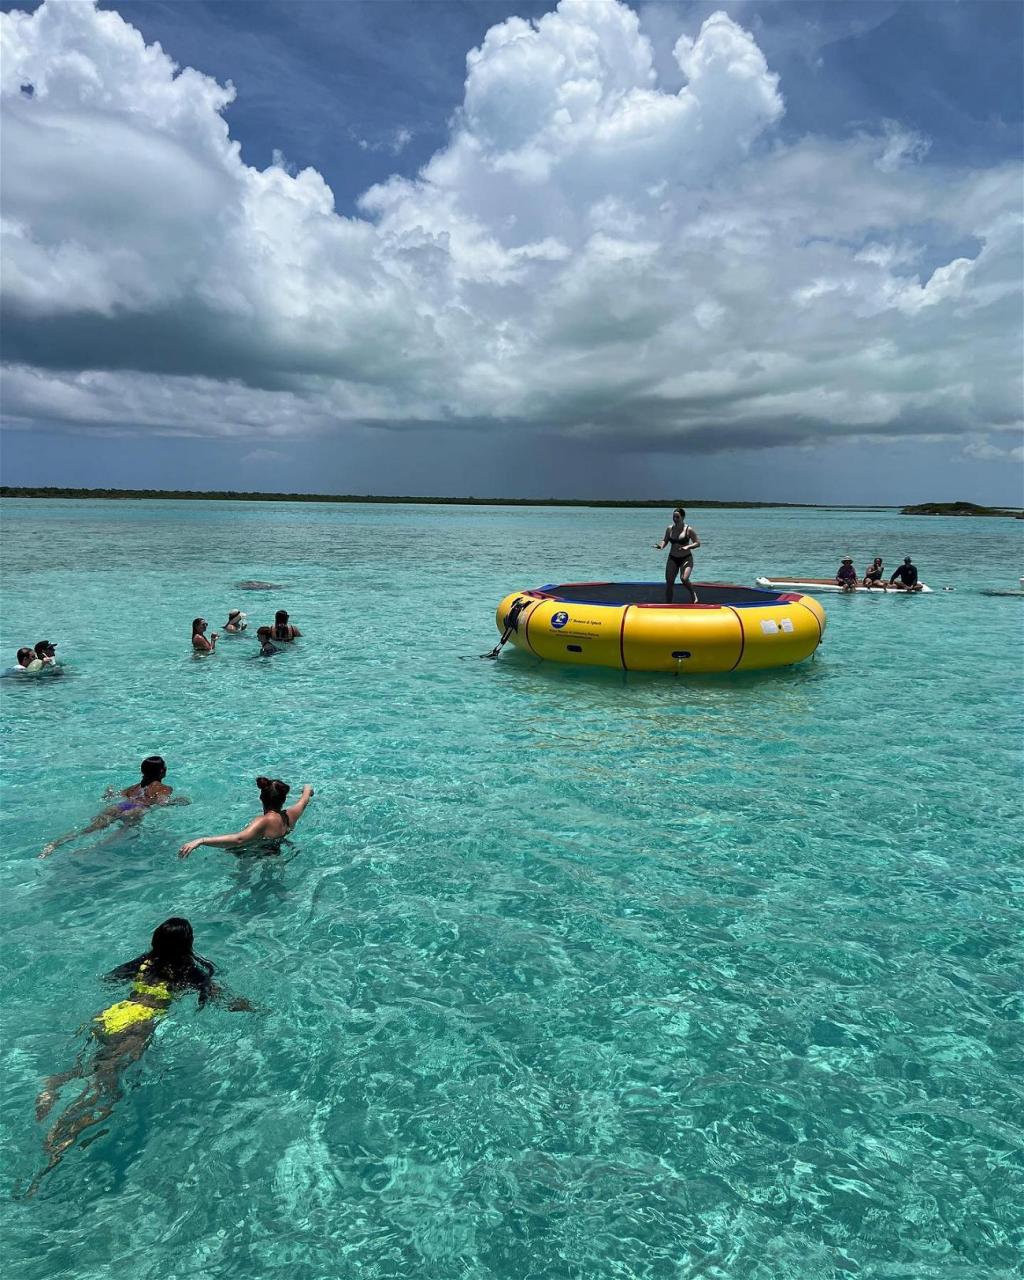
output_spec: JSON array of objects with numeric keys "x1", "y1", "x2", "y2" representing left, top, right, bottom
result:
[
  {"x1": 31, "y1": 756, "x2": 316, "y2": 1191},
  {"x1": 12, "y1": 638, "x2": 59, "y2": 672},
  {"x1": 40, "y1": 757, "x2": 315, "y2": 860},
  {"x1": 20, "y1": 524, "x2": 929, "y2": 1191},
  {"x1": 836, "y1": 555, "x2": 922, "y2": 592},
  {"x1": 32, "y1": 606, "x2": 310, "y2": 1189},
  {"x1": 10, "y1": 608, "x2": 305, "y2": 674},
  {"x1": 191, "y1": 608, "x2": 301, "y2": 656}
]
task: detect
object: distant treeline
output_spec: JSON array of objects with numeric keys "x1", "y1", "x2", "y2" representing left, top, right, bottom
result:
[{"x1": 0, "y1": 486, "x2": 832, "y2": 509}]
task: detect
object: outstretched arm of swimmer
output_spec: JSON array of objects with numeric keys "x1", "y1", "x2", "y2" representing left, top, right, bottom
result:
[
  {"x1": 202, "y1": 981, "x2": 257, "y2": 1012},
  {"x1": 178, "y1": 816, "x2": 270, "y2": 858},
  {"x1": 681, "y1": 529, "x2": 700, "y2": 552},
  {"x1": 285, "y1": 784, "x2": 315, "y2": 826}
]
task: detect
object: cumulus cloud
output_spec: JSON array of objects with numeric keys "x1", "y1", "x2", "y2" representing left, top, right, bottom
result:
[
  {"x1": 356, "y1": 126, "x2": 414, "y2": 155},
  {"x1": 0, "y1": 0, "x2": 1020, "y2": 454},
  {"x1": 962, "y1": 435, "x2": 1024, "y2": 463}
]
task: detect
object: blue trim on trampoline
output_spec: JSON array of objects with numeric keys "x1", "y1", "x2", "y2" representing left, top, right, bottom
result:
[{"x1": 531, "y1": 582, "x2": 788, "y2": 608}]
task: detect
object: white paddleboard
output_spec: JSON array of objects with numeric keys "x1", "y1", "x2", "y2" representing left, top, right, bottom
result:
[{"x1": 756, "y1": 576, "x2": 933, "y2": 595}]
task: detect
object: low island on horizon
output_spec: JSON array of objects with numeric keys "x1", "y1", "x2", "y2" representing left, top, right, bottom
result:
[
  {"x1": 3, "y1": 486, "x2": 1020, "y2": 514},
  {"x1": 899, "y1": 500, "x2": 1024, "y2": 518}
]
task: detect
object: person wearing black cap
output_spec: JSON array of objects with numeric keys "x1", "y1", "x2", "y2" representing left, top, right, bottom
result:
[
  {"x1": 34, "y1": 640, "x2": 57, "y2": 666},
  {"x1": 836, "y1": 557, "x2": 858, "y2": 592},
  {"x1": 889, "y1": 556, "x2": 922, "y2": 592},
  {"x1": 40, "y1": 756, "x2": 188, "y2": 857}
]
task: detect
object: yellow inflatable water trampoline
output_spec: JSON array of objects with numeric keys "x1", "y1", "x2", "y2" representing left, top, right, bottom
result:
[{"x1": 494, "y1": 582, "x2": 826, "y2": 674}]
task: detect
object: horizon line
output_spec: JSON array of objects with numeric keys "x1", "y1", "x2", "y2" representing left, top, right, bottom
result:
[{"x1": 0, "y1": 486, "x2": 899, "y2": 510}]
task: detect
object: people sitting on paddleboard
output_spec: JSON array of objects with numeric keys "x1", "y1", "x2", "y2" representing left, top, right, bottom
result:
[
  {"x1": 222, "y1": 609, "x2": 247, "y2": 633},
  {"x1": 889, "y1": 556, "x2": 922, "y2": 592},
  {"x1": 40, "y1": 756, "x2": 187, "y2": 857},
  {"x1": 654, "y1": 507, "x2": 700, "y2": 603},
  {"x1": 191, "y1": 617, "x2": 218, "y2": 652},
  {"x1": 271, "y1": 609, "x2": 301, "y2": 642},
  {"x1": 862, "y1": 557, "x2": 887, "y2": 589},
  {"x1": 29, "y1": 917, "x2": 251, "y2": 1195},
  {"x1": 256, "y1": 626, "x2": 280, "y2": 656},
  {"x1": 178, "y1": 776, "x2": 314, "y2": 859},
  {"x1": 836, "y1": 557, "x2": 858, "y2": 592}
]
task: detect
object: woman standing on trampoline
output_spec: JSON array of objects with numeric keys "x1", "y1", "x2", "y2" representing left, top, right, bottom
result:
[{"x1": 654, "y1": 507, "x2": 701, "y2": 602}]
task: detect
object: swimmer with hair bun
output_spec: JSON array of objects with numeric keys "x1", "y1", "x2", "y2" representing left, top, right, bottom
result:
[{"x1": 178, "y1": 776, "x2": 314, "y2": 858}]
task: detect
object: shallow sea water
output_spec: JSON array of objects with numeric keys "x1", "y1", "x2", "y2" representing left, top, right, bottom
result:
[{"x1": 0, "y1": 499, "x2": 1021, "y2": 1280}]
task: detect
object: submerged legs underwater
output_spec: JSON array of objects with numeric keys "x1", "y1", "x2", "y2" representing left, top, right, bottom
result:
[{"x1": 29, "y1": 1027, "x2": 152, "y2": 1196}]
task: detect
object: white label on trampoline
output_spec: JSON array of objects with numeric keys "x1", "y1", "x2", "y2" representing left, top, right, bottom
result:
[
  {"x1": 761, "y1": 620, "x2": 779, "y2": 634},
  {"x1": 781, "y1": 618, "x2": 794, "y2": 633}
]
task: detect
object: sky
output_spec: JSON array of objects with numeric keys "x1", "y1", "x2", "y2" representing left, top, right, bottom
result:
[{"x1": 0, "y1": 0, "x2": 1021, "y2": 503}]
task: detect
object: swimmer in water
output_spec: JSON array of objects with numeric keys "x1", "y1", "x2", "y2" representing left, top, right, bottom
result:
[
  {"x1": 223, "y1": 609, "x2": 247, "y2": 634},
  {"x1": 271, "y1": 610, "x2": 301, "y2": 642},
  {"x1": 33, "y1": 639, "x2": 58, "y2": 666},
  {"x1": 191, "y1": 617, "x2": 219, "y2": 652},
  {"x1": 28, "y1": 917, "x2": 251, "y2": 1194},
  {"x1": 40, "y1": 756, "x2": 187, "y2": 857},
  {"x1": 15, "y1": 646, "x2": 42, "y2": 671},
  {"x1": 178, "y1": 776, "x2": 314, "y2": 859},
  {"x1": 256, "y1": 626, "x2": 280, "y2": 656}
]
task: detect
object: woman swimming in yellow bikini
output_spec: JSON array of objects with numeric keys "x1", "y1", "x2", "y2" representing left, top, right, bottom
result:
[{"x1": 30, "y1": 918, "x2": 250, "y2": 1194}]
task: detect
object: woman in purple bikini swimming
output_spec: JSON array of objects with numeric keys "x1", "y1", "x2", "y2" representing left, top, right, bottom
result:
[{"x1": 40, "y1": 756, "x2": 188, "y2": 857}]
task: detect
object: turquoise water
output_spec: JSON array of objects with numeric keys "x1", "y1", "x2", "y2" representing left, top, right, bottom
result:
[{"x1": 1, "y1": 498, "x2": 1021, "y2": 1279}]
